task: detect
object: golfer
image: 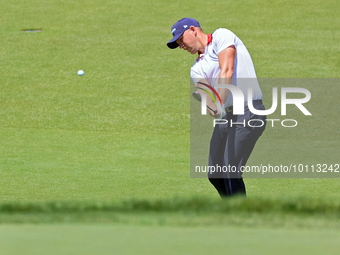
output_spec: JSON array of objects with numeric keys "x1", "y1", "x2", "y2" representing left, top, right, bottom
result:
[{"x1": 167, "y1": 18, "x2": 266, "y2": 197}]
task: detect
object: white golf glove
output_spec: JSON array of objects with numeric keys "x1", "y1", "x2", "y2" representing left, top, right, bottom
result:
[{"x1": 216, "y1": 103, "x2": 226, "y2": 119}]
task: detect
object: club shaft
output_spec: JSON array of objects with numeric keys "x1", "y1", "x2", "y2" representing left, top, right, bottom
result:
[
  {"x1": 192, "y1": 92, "x2": 217, "y2": 114},
  {"x1": 207, "y1": 105, "x2": 217, "y2": 114}
]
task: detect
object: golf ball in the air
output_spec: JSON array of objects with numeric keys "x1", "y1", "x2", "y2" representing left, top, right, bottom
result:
[{"x1": 77, "y1": 70, "x2": 84, "y2": 76}]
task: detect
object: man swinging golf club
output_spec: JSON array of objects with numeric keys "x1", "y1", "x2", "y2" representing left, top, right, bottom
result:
[{"x1": 167, "y1": 18, "x2": 266, "y2": 197}]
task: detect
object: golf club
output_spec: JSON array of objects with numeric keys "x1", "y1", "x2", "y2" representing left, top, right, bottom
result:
[{"x1": 192, "y1": 91, "x2": 217, "y2": 114}]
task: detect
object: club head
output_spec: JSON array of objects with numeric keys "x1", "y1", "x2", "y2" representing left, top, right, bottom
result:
[{"x1": 192, "y1": 91, "x2": 202, "y2": 102}]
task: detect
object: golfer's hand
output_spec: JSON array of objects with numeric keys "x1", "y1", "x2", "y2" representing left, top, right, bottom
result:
[{"x1": 214, "y1": 104, "x2": 226, "y2": 119}]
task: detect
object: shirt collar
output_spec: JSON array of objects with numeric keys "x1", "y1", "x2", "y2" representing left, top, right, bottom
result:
[{"x1": 197, "y1": 34, "x2": 212, "y2": 60}]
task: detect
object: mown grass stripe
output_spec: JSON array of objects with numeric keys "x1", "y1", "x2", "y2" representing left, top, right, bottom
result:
[{"x1": 1, "y1": 197, "x2": 340, "y2": 215}]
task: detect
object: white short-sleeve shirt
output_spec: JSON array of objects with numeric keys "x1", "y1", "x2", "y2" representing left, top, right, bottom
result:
[{"x1": 191, "y1": 28, "x2": 263, "y2": 107}]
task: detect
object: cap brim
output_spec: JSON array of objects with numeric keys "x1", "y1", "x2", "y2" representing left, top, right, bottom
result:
[{"x1": 167, "y1": 33, "x2": 183, "y2": 49}]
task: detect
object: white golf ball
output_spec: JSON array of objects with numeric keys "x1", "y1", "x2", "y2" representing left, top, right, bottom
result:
[{"x1": 77, "y1": 70, "x2": 84, "y2": 76}]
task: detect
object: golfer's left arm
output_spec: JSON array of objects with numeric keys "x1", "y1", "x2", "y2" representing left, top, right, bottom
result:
[{"x1": 217, "y1": 45, "x2": 236, "y2": 106}]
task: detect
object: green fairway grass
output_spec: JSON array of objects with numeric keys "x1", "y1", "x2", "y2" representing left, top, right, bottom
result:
[
  {"x1": 0, "y1": 0, "x2": 340, "y2": 253},
  {"x1": 0, "y1": 0, "x2": 339, "y2": 202},
  {"x1": 3, "y1": 224, "x2": 340, "y2": 255},
  {"x1": 1, "y1": 224, "x2": 340, "y2": 255}
]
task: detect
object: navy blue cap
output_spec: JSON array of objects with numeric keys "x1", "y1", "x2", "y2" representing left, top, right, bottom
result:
[{"x1": 167, "y1": 18, "x2": 200, "y2": 49}]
